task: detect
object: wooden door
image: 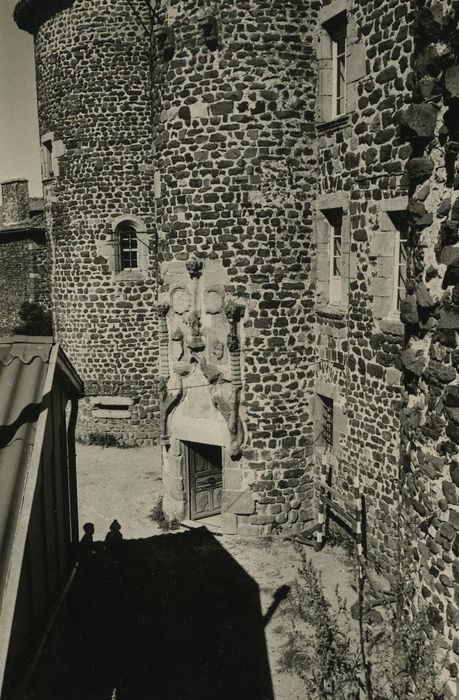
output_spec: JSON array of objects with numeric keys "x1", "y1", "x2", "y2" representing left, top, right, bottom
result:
[{"x1": 187, "y1": 442, "x2": 223, "y2": 520}]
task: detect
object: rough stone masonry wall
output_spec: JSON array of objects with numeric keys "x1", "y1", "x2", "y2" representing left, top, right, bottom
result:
[
  {"x1": 314, "y1": 0, "x2": 414, "y2": 572},
  {"x1": 0, "y1": 231, "x2": 51, "y2": 336},
  {"x1": 18, "y1": 0, "x2": 159, "y2": 445},
  {"x1": 395, "y1": 1, "x2": 459, "y2": 691},
  {"x1": 153, "y1": 0, "x2": 319, "y2": 534}
]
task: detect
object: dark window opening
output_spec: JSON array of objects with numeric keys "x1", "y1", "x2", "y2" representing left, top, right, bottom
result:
[
  {"x1": 117, "y1": 224, "x2": 138, "y2": 270},
  {"x1": 321, "y1": 396, "x2": 334, "y2": 449}
]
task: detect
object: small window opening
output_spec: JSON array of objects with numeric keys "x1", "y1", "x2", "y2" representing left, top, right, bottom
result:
[
  {"x1": 327, "y1": 14, "x2": 347, "y2": 118},
  {"x1": 326, "y1": 208, "x2": 343, "y2": 306},
  {"x1": 321, "y1": 396, "x2": 334, "y2": 449},
  {"x1": 395, "y1": 220, "x2": 408, "y2": 311},
  {"x1": 42, "y1": 140, "x2": 53, "y2": 179},
  {"x1": 117, "y1": 223, "x2": 138, "y2": 270}
]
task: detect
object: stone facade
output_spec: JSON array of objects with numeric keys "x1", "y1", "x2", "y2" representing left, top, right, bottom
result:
[
  {"x1": 16, "y1": 0, "x2": 159, "y2": 446},
  {"x1": 153, "y1": 0, "x2": 319, "y2": 535},
  {"x1": 0, "y1": 179, "x2": 51, "y2": 336},
  {"x1": 12, "y1": 0, "x2": 459, "y2": 685}
]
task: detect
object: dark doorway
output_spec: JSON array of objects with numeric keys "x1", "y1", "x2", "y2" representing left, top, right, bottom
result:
[{"x1": 185, "y1": 441, "x2": 222, "y2": 520}]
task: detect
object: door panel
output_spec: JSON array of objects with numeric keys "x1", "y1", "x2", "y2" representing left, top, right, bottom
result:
[{"x1": 187, "y1": 442, "x2": 223, "y2": 520}]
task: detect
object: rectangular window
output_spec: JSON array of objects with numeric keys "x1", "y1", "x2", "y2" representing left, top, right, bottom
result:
[
  {"x1": 393, "y1": 218, "x2": 409, "y2": 312},
  {"x1": 321, "y1": 396, "x2": 334, "y2": 449},
  {"x1": 42, "y1": 141, "x2": 53, "y2": 179},
  {"x1": 118, "y1": 225, "x2": 138, "y2": 270},
  {"x1": 328, "y1": 209, "x2": 343, "y2": 306},
  {"x1": 331, "y1": 22, "x2": 346, "y2": 117}
]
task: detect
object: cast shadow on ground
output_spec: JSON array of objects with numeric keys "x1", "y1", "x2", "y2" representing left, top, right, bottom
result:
[{"x1": 25, "y1": 527, "x2": 277, "y2": 700}]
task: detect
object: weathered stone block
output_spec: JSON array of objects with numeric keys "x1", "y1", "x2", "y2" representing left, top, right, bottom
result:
[
  {"x1": 441, "y1": 246, "x2": 459, "y2": 266},
  {"x1": 400, "y1": 103, "x2": 439, "y2": 138},
  {"x1": 222, "y1": 489, "x2": 255, "y2": 516},
  {"x1": 221, "y1": 512, "x2": 238, "y2": 535},
  {"x1": 400, "y1": 295, "x2": 419, "y2": 325},
  {"x1": 406, "y1": 157, "x2": 434, "y2": 185}
]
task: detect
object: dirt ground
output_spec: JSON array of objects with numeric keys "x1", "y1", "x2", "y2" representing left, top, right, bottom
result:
[{"x1": 70, "y1": 444, "x2": 358, "y2": 700}]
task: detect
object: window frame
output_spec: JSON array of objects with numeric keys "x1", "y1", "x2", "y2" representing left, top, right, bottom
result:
[
  {"x1": 330, "y1": 19, "x2": 347, "y2": 118},
  {"x1": 106, "y1": 215, "x2": 150, "y2": 281},
  {"x1": 316, "y1": 194, "x2": 350, "y2": 314},
  {"x1": 117, "y1": 222, "x2": 139, "y2": 271},
  {"x1": 42, "y1": 140, "x2": 54, "y2": 180},
  {"x1": 392, "y1": 218, "x2": 409, "y2": 314},
  {"x1": 321, "y1": 395, "x2": 334, "y2": 449},
  {"x1": 327, "y1": 209, "x2": 343, "y2": 307},
  {"x1": 370, "y1": 196, "x2": 409, "y2": 325}
]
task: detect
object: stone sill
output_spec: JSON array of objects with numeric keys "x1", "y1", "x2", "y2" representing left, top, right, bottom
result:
[
  {"x1": 316, "y1": 113, "x2": 351, "y2": 134},
  {"x1": 42, "y1": 176, "x2": 56, "y2": 185},
  {"x1": 316, "y1": 305, "x2": 346, "y2": 320},
  {"x1": 92, "y1": 409, "x2": 131, "y2": 419},
  {"x1": 113, "y1": 269, "x2": 148, "y2": 283}
]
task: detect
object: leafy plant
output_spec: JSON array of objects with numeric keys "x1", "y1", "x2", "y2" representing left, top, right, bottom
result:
[
  {"x1": 149, "y1": 496, "x2": 180, "y2": 532},
  {"x1": 279, "y1": 555, "x2": 446, "y2": 700},
  {"x1": 279, "y1": 556, "x2": 362, "y2": 698},
  {"x1": 79, "y1": 432, "x2": 128, "y2": 448}
]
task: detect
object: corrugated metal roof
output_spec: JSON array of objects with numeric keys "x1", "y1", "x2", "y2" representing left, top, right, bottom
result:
[{"x1": 0, "y1": 336, "x2": 83, "y2": 697}]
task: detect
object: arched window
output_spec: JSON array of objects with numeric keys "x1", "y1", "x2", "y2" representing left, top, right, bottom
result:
[{"x1": 116, "y1": 222, "x2": 138, "y2": 270}]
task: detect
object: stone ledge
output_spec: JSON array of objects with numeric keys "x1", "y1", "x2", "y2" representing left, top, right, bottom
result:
[
  {"x1": 315, "y1": 305, "x2": 347, "y2": 320},
  {"x1": 316, "y1": 113, "x2": 351, "y2": 134}
]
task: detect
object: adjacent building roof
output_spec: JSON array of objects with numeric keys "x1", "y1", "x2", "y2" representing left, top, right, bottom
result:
[
  {"x1": 0, "y1": 212, "x2": 46, "y2": 236},
  {"x1": 0, "y1": 336, "x2": 83, "y2": 695}
]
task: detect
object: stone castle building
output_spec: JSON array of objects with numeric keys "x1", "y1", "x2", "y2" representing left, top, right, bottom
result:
[
  {"x1": 0, "y1": 179, "x2": 50, "y2": 335},
  {"x1": 8, "y1": 0, "x2": 459, "y2": 689}
]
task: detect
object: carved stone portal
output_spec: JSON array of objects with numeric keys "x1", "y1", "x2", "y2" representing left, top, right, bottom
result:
[{"x1": 156, "y1": 257, "x2": 245, "y2": 459}]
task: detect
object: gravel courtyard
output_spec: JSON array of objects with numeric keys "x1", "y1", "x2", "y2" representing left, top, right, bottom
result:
[{"x1": 70, "y1": 444, "x2": 357, "y2": 700}]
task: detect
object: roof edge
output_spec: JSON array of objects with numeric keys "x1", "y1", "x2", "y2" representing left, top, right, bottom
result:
[
  {"x1": 14, "y1": 0, "x2": 75, "y2": 35},
  {"x1": 0, "y1": 335, "x2": 53, "y2": 344},
  {"x1": 56, "y1": 346, "x2": 84, "y2": 398},
  {"x1": 0, "y1": 346, "x2": 56, "y2": 696}
]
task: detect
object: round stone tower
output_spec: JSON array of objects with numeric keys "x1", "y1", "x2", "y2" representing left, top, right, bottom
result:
[
  {"x1": 15, "y1": 0, "x2": 158, "y2": 445},
  {"x1": 153, "y1": 0, "x2": 319, "y2": 534}
]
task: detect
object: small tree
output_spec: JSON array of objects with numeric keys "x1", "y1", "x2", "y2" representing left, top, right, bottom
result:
[{"x1": 13, "y1": 301, "x2": 52, "y2": 336}]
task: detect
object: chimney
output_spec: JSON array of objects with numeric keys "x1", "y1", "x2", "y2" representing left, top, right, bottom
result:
[{"x1": 1, "y1": 179, "x2": 30, "y2": 225}]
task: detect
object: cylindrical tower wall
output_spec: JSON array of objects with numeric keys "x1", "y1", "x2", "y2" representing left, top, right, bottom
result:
[
  {"x1": 154, "y1": 0, "x2": 319, "y2": 533},
  {"x1": 15, "y1": 0, "x2": 159, "y2": 446}
]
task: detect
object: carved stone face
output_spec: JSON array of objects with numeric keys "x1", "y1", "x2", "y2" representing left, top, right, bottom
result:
[
  {"x1": 205, "y1": 289, "x2": 223, "y2": 314},
  {"x1": 212, "y1": 340, "x2": 224, "y2": 360},
  {"x1": 171, "y1": 328, "x2": 184, "y2": 361},
  {"x1": 170, "y1": 287, "x2": 191, "y2": 315}
]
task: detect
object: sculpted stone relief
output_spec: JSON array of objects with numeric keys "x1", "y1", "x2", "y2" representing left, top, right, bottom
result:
[{"x1": 156, "y1": 257, "x2": 244, "y2": 458}]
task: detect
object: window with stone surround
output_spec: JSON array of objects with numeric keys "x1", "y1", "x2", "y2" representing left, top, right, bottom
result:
[
  {"x1": 393, "y1": 218, "x2": 409, "y2": 312},
  {"x1": 328, "y1": 209, "x2": 343, "y2": 305},
  {"x1": 101, "y1": 215, "x2": 150, "y2": 280},
  {"x1": 316, "y1": 194, "x2": 350, "y2": 311},
  {"x1": 312, "y1": 382, "x2": 348, "y2": 460},
  {"x1": 40, "y1": 132, "x2": 65, "y2": 181},
  {"x1": 370, "y1": 197, "x2": 409, "y2": 321},
  {"x1": 317, "y1": 1, "x2": 366, "y2": 124},
  {"x1": 41, "y1": 140, "x2": 53, "y2": 179},
  {"x1": 330, "y1": 15, "x2": 347, "y2": 117},
  {"x1": 322, "y1": 396, "x2": 334, "y2": 448},
  {"x1": 117, "y1": 222, "x2": 138, "y2": 270}
]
